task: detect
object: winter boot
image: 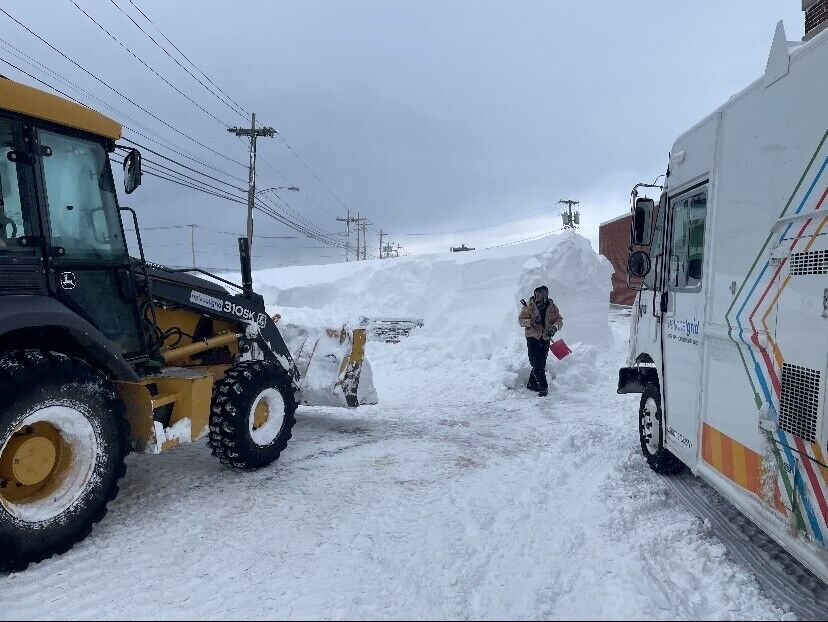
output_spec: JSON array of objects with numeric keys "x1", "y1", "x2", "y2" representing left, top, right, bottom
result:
[{"x1": 538, "y1": 388, "x2": 548, "y2": 397}]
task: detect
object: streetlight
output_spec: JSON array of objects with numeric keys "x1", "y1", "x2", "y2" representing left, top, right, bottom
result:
[{"x1": 255, "y1": 186, "x2": 300, "y2": 195}]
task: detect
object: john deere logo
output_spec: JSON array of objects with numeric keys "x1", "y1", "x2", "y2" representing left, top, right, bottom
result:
[{"x1": 59, "y1": 271, "x2": 76, "y2": 290}]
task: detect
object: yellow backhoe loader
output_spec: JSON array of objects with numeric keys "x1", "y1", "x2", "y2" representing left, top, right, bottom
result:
[{"x1": 0, "y1": 77, "x2": 373, "y2": 570}]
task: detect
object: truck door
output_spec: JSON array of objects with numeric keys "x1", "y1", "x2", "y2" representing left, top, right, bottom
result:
[
  {"x1": 661, "y1": 184, "x2": 708, "y2": 463},
  {"x1": 34, "y1": 127, "x2": 146, "y2": 359}
]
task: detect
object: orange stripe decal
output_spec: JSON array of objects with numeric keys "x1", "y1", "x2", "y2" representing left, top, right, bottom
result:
[
  {"x1": 702, "y1": 423, "x2": 764, "y2": 498},
  {"x1": 732, "y1": 441, "x2": 748, "y2": 490},
  {"x1": 721, "y1": 434, "x2": 735, "y2": 481},
  {"x1": 702, "y1": 424, "x2": 713, "y2": 464},
  {"x1": 710, "y1": 427, "x2": 725, "y2": 473}
]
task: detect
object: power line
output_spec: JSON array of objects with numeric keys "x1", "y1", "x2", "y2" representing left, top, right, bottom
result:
[
  {"x1": 116, "y1": 141, "x2": 245, "y2": 191},
  {"x1": 108, "y1": 0, "x2": 247, "y2": 120},
  {"x1": 256, "y1": 151, "x2": 339, "y2": 220},
  {"x1": 67, "y1": 0, "x2": 232, "y2": 127},
  {"x1": 123, "y1": 0, "x2": 249, "y2": 118},
  {"x1": 112, "y1": 157, "x2": 246, "y2": 205},
  {"x1": 255, "y1": 194, "x2": 348, "y2": 248},
  {"x1": 0, "y1": 55, "x2": 85, "y2": 108},
  {"x1": 2, "y1": 8, "x2": 361, "y2": 256},
  {"x1": 112, "y1": 153, "x2": 244, "y2": 201},
  {"x1": 0, "y1": 6, "x2": 246, "y2": 168},
  {"x1": 256, "y1": 176, "x2": 344, "y2": 243},
  {"x1": 93, "y1": 3, "x2": 338, "y2": 233},
  {"x1": 112, "y1": 148, "x2": 347, "y2": 249},
  {"x1": 0, "y1": 38, "x2": 249, "y2": 184},
  {"x1": 274, "y1": 133, "x2": 353, "y2": 215},
  {"x1": 78, "y1": 2, "x2": 365, "y2": 239},
  {"x1": 140, "y1": 160, "x2": 244, "y2": 198},
  {"x1": 481, "y1": 227, "x2": 565, "y2": 250}
]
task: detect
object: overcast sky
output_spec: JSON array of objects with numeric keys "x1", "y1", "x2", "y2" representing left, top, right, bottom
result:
[{"x1": 2, "y1": 1, "x2": 804, "y2": 269}]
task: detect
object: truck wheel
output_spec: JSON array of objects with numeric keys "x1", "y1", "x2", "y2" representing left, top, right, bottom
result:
[
  {"x1": 639, "y1": 382, "x2": 685, "y2": 475},
  {"x1": 0, "y1": 350, "x2": 129, "y2": 571},
  {"x1": 208, "y1": 360, "x2": 297, "y2": 469}
]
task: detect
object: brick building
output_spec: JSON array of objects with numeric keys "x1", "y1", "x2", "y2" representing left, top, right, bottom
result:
[
  {"x1": 805, "y1": 0, "x2": 828, "y2": 39},
  {"x1": 598, "y1": 213, "x2": 639, "y2": 306}
]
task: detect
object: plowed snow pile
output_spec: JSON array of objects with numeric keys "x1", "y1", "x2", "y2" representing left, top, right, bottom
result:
[
  {"x1": 1, "y1": 233, "x2": 800, "y2": 620},
  {"x1": 264, "y1": 233, "x2": 612, "y2": 405}
]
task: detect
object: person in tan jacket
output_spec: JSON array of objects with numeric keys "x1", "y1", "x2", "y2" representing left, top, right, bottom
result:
[{"x1": 518, "y1": 285, "x2": 563, "y2": 396}]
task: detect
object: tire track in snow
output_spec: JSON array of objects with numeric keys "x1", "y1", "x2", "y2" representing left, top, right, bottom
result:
[
  {"x1": 664, "y1": 474, "x2": 828, "y2": 620},
  {"x1": 0, "y1": 311, "x2": 809, "y2": 618}
]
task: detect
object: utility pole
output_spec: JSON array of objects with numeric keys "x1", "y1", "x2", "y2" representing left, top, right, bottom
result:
[
  {"x1": 357, "y1": 217, "x2": 371, "y2": 260},
  {"x1": 558, "y1": 199, "x2": 581, "y2": 230},
  {"x1": 356, "y1": 211, "x2": 361, "y2": 260},
  {"x1": 345, "y1": 213, "x2": 370, "y2": 260},
  {"x1": 228, "y1": 113, "x2": 276, "y2": 250},
  {"x1": 378, "y1": 229, "x2": 384, "y2": 259},
  {"x1": 336, "y1": 209, "x2": 357, "y2": 261},
  {"x1": 187, "y1": 223, "x2": 198, "y2": 267}
]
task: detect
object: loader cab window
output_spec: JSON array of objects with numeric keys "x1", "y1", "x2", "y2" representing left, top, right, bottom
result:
[
  {"x1": 0, "y1": 118, "x2": 36, "y2": 255},
  {"x1": 38, "y1": 130, "x2": 126, "y2": 262},
  {"x1": 667, "y1": 187, "x2": 707, "y2": 292}
]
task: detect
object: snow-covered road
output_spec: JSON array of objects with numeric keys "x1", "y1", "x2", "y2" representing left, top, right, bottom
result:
[{"x1": 3, "y1": 310, "x2": 820, "y2": 620}]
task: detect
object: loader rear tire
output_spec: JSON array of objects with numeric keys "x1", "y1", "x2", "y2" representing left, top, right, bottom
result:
[
  {"x1": 208, "y1": 360, "x2": 297, "y2": 469},
  {"x1": 0, "y1": 350, "x2": 129, "y2": 571},
  {"x1": 639, "y1": 382, "x2": 685, "y2": 475}
]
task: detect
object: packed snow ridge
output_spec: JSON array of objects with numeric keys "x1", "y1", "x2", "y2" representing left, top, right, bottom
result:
[
  {"x1": 267, "y1": 232, "x2": 613, "y2": 404},
  {"x1": 2, "y1": 233, "x2": 800, "y2": 619}
]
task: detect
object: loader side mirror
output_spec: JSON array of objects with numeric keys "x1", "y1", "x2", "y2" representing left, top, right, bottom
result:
[
  {"x1": 632, "y1": 197, "x2": 655, "y2": 245},
  {"x1": 628, "y1": 250, "x2": 651, "y2": 278},
  {"x1": 123, "y1": 148, "x2": 142, "y2": 195}
]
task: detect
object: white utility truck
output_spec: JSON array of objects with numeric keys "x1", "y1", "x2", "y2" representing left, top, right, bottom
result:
[{"x1": 618, "y1": 18, "x2": 828, "y2": 581}]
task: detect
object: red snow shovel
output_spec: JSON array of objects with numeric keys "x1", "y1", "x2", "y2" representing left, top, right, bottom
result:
[{"x1": 549, "y1": 339, "x2": 572, "y2": 360}]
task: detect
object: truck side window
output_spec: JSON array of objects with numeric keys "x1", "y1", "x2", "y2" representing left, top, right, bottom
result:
[
  {"x1": 668, "y1": 188, "x2": 707, "y2": 291},
  {"x1": 0, "y1": 119, "x2": 35, "y2": 255}
]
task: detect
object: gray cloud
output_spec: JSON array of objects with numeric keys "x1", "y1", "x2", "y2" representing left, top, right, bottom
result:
[{"x1": 3, "y1": 0, "x2": 803, "y2": 269}]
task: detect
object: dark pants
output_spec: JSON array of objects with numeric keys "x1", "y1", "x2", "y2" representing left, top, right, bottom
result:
[{"x1": 526, "y1": 337, "x2": 550, "y2": 391}]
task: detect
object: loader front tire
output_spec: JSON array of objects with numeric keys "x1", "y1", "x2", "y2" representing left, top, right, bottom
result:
[
  {"x1": 0, "y1": 350, "x2": 129, "y2": 571},
  {"x1": 208, "y1": 360, "x2": 297, "y2": 469},
  {"x1": 639, "y1": 382, "x2": 685, "y2": 475}
]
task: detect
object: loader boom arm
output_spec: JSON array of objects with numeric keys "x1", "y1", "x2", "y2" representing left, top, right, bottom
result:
[{"x1": 144, "y1": 268, "x2": 299, "y2": 382}]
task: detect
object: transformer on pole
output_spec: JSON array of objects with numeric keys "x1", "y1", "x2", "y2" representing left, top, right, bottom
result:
[{"x1": 558, "y1": 199, "x2": 580, "y2": 229}]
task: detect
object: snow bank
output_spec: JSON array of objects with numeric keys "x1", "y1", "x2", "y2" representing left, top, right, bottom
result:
[
  {"x1": 516, "y1": 233, "x2": 612, "y2": 347},
  {"x1": 254, "y1": 232, "x2": 612, "y2": 404}
]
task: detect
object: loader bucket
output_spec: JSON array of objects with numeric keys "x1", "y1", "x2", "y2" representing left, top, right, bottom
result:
[{"x1": 293, "y1": 326, "x2": 378, "y2": 407}]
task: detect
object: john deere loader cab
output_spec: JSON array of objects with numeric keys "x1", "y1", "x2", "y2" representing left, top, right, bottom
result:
[
  {"x1": 0, "y1": 78, "x2": 373, "y2": 571},
  {"x1": 1, "y1": 111, "x2": 146, "y2": 359}
]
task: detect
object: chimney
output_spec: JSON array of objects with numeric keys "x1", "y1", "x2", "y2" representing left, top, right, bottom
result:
[{"x1": 804, "y1": 0, "x2": 828, "y2": 40}]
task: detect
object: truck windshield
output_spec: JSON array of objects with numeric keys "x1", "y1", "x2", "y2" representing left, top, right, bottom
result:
[{"x1": 39, "y1": 130, "x2": 126, "y2": 262}]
